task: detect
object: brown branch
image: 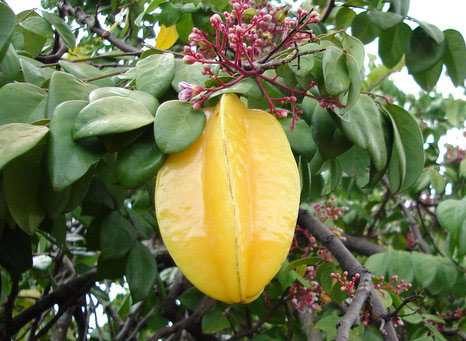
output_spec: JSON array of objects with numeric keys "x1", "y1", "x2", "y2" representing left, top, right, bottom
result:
[
  {"x1": 336, "y1": 272, "x2": 372, "y2": 341},
  {"x1": 343, "y1": 234, "x2": 385, "y2": 256},
  {"x1": 298, "y1": 209, "x2": 398, "y2": 341},
  {"x1": 367, "y1": 190, "x2": 392, "y2": 238},
  {"x1": 382, "y1": 178, "x2": 431, "y2": 254},
  {"x1": 147, "y1": 296, "x2": 216, "y2": 341},
  {"x1": 36, "y1": 37, "x2": 68, "y2": 64},
  {"x1": 58, "y1": 0, "x2": 141, "y2": 53},
  {"x1": 3, "y1": 278, "x2": 19, "y2": 336},
  {"x1": 227, "y1": 291, "x2": 288, "y2": 340},
  {"x1": 1, "y1": 269, "x2": 97, "y2": 338},
  {"x1": 114, "y1": 302, "x2": 144, "y2": 341},
  {"x1": 381, "y1": 294, "x2": 422, "y2": 321},
  {"x1": 81, "y1": 69, "x2": 128, "y2": 82},
  {"x1": 321, "y1": 0, "x2": 336, "y2": 22},
  {"x1": 439, "y1": 327, "x2": 466, "y2": 341}
]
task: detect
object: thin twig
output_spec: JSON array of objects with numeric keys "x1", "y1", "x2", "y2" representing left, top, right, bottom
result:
[
  {"x1": 382, "y1": 293, "x2": 422, "y2": 321},
  {"x1": 298, "y1": 209, "x2": 398, "y2": 341},
  {"x1": 321, "y1": 0, "x2": 336, "y2": 23},
  {"x1": 367, "y1": 190, "x2": 392, "y2": 238},
  {"x1": 81, "y1": 69, "x2": 128, "y2": 82},
  {"x1": 336, "y1": 272, "x2": 372, "y2": 341}
]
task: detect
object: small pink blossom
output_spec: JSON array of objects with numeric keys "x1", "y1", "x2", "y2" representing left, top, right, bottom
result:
[{"x1": 178, "y1": 82, "x2": 202, "y2": 102}]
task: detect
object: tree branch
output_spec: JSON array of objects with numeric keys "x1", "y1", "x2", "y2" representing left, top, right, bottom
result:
[
  {"x1": 298, "y1": 209, "x2": 398, "y2": 341},
  {"x1": 1, "y1": 269, "x2": 97, "y2": 338},
  {"x1": 321, "y1": 0, "x2": 336, "y2": 23},
  {"x1": 367, "y1": 190, "x2": 392, "y2": 238},
  {"x1": 336, "y1": 272, "x2": 372, "y2": 341},
  {"x1": 36, "y1": 37, "x2": 68, "y2": 64},
  {"x1": 57, "y1": 0, "x2": 141, "y2": 53},
  {"x1": 343, "y1": 234, "x2": 385, "y2": 256},
  {"x1": 147, "y1": 296, "x2": 216, "y2": 341}
]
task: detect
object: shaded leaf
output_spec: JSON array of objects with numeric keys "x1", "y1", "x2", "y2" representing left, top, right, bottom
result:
[
  {"x1": 0, "y1": 3, "x2": 16, "y2": 60},
  {"x1": 0, "y1": 123, "x2": 48, "y2": 171},
  {"x1": 116, "y1": 134, "x2": 166, "y2": 188},
  {"x1": 367, "y1": 11, "x2": 403, "y2": 30},
  {"x1": 443, "y1": 29, "x2": 466, "y2": 87},
  {"x1": 280, "y1": 117, "x2": 316, "y2": 160},
  {"x1": 379, "y1": 22, "x2": 411, "y2": 68},
  {"x1": 100, "y1": 211, "x2": 137, "y2": 259},
  {"x1": 0, "y1": 83, "x2": 47, "y2": 125},
  {"x1": 136, "y1": 53, "x2": 175, "y2": 98},
  {"x1": 412, "y1": 61, "x2": 442, "y2": 92},
  {"x1": 351, "y1": 12, "x2": 380, "y2": 44},
  {"x1": 406, "y1": 27, "x2": 446, "y2": 75},
  {"x1": 48, "y1": 100, "x2": 103, "y2": 190},
  {"x1": 126, "y1": 242, "x2": 158, "y2": 302},
  {"x1": 0, "y1": 227, "x2": 32, "y2": 278},
  {"x1": 41, "y1": 11, "x2": 76, "y2": 48}
]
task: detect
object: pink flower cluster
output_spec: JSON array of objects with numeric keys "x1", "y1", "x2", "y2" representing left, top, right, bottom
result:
[
  {"x1": 313, "y1": 197, "x2": 348, "y2": 223},
  {"x1": 373, "y1": 275, "x2": 412, "y2": 296},
  {"x1": 330, "y1": 271, "x2": 360, "y2": 297},
  {"x1": 178, "y1": 0, "x2": 334, "y2": 123},
  {"x1": 288, "y1": 266, "x2": 323, "y2": 312}
]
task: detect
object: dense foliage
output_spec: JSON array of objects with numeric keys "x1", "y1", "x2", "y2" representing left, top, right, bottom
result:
[{"x1": 0, "y1": 0, "x2": 465, "y2": 340}]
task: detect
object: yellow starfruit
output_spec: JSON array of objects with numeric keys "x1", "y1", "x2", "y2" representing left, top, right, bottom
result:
[{"x1": 155, "y1": 94, "x2": 300, "y2": 303}]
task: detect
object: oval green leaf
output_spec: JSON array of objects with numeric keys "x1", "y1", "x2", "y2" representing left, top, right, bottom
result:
[
  {"x1": 0, "y1": 83, "x2": 47, "y2": 125},
  {"x1": 154, "y1": 100, "x2": 206, "y2": 154},
  {"x1": 136, "y1": 53, "x2": 175, "y2": 98},
  {"x1": 89, "y1": 87, "x2": 159, "y2": 115},
  {"x1": 116, "y1": 135, "x2": 166, "y2": 188},
  {"x1": 125, "y1": 242, "x2": 158, "y2": 302},
  {"x1": 73, "y1": 96, "x2": 154, "y2": 140},
  {"x1": 48, "y1": 100, "x2": 103, "y2": 190}
]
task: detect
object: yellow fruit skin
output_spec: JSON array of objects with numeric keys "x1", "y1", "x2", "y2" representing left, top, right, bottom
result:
[{"x1": 155, "y1": 94, "x2": 300, "y2": 303}]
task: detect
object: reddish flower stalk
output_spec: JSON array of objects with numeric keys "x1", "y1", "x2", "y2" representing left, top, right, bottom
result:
[{"x1": 180, "y1": 0, "x2": 343, "y2": 126}]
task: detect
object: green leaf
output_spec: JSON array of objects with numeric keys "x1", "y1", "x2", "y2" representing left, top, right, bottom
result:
[
  {"x1": 386, "y1": 104, "x2": 424, "y2": 193},
  {"x1": 100, "y1": 211, "x2": 137, "y2": 260},
  {"x1": 333, "y1": 54, "x2": 362, "y2": 119},
  {"x1": 415, "y1": 21, "x2": 444, "y2": 44},
  {"x1": 48, "y1": 100, "x2": 103, "y2": 190},
  {"x1": 0, "y1": 227, "x2": 32, "y2": 278},
  {"x1": 429, "y1": 168, "x2": 446, "y2": 194},
  {"x1": 388, "y1": 0, "x2": 410, "y2": 16},
  {"x1": 19, "y1": 57, "x2": 54, "y2": 86},
  {"x1": 460, "y1": 159, "x2": 466, "y2": 178},
  {"x1": 367, "y1": 11, "x2": 403, "y2": 30},
  {"x1": 210, "y1": 78, "x2": 262, "y2": 100},
  {"x1": 351, "y1": 12, "x2": 380, "y2": 44},
  {"x1": 0, "y1": 123, "x2": 48, "y2": 172},
  {"x1": 116, "y1": 134, "x2": 166, "y2": 188},
  {"x1": 412, "y1": 61, "x2": 442, "y2": 92},
  {"x1": 159, "y1": 2, "x2": 181, "y2": 26},
  {"x1": 290, "y1": 44, "x2": 316, "y2": 78},
  {"x1": 126, "y1": 242, "x2": 158, "y2": 302},
  {"x1": 315, "y1": 313, "x2": 340, "y2": 340},
  {"x1": 337, "y1": 145, "x2": 370, "y2": 178},
  {"x1": 63, "y1": 166, "x2": 95, "y2": 212},
  {"x1": 323, "y1": 47, "x2": 351, "y2": 97},
  {"x1": 154, "y1": 100, "x2": 206, "y2": 154},
  {"x1": 202, "y1": 308, "x2": 230, "y2": 334},
  {"x1": 20, "y1": 16, "x2": 53, "y2": 38},
  {"x1": 406, "y1": 27, "x2": 446, "y2": 75},
  {"x1": 434, "y1": 257, "x2": 458, "y2": 290},
  {"x1": 0, "y1": 83, "x2": 47, "y2": 125},
  {"x1": 58, "y1": 60, "x2": 114, "y2": 87},
  {"x1": 436, "y1": 198, "x2": 466, "y2": 237},
  {"x1": 285, "y1": 257, "x2": 320, "y2": 272},
  {"x1": 0, "y1": 3, "x2": 16, "y2": 61},
  {"x1": 176, "y1": 13, "x2": 193, "y2": 44},
  {"x1": 136, "y1": 53, "x2": 175, "y2": 98},
  {"x1": 279, "y1": 117, "x2": 316, "y2": 160},
  {"x1": 0, "y1": 45, "x2": 20, "y2": 87},
  {"x1": 410, "y1": 252, "x2": 437, "y2": 288},
  {"x1": 73, "y1": 97, "x2": 154, "y2": 140},
  {"x1": 311, "y1": 106, "x2": 352, "y2": 160},
  {"x1": 443, "y1": 29, "x2": 466, "y2": 87},
  {"x1": 458, "y1": 221, "x2": 466, "y2": 259},
  {"x1": 41, "y1": 11, "x2": 76, "y2": 48},
  {"x1": 337, "y1": 95, "x2": 389, "y2": 172},
  {"x1": 387, "y1": 250, "x2": 414, "y2": 283},
  {"x1": 379, "y1": 22, "x2": 411, "y2": 68},
  {"x1": 89, "y1": 87, "x2": 159, "y2": 115},
  {"x1": 365, "y1": 251, "x2": 389, "y2": 277},
  {"x1": 335, "y1": 7, "x2": 356, "y2": 30},
  {"x1": 179, "y1": 287, "x2": 204, "y2": 310},
  {"x1": 299, "y1": 158, "x2": 311, "y2": 202},
  {"x1": 341, "y1": 33, "x2": 365, "y2": 71},
  {"x1": 47, "y1": 71, "x2": 96, "y2": 118},
  {"x1": 3, "y1": 145, "x2": 46, "y2": 235},
  {"x1": 171, "y1": 60, "x2": 210, "y2": 92}
]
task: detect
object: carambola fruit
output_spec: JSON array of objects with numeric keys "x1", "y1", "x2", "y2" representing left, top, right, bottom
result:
[{"x1": 155, "y1": 93, "x2": 300, "y2": 303}]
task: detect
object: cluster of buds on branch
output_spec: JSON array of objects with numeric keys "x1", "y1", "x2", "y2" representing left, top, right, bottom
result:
[
  {"x1": 288, "y1": 266, "x2": 323, "y2": 312},
  {"x1": 373, "y1": 275, "x2": 412, "y2": 296},
  {"x1": 330, "y1": 271, "x2": 360, "y2": 296},
  {"x1": 179, "y1": 0, "x2": 342, "y2": 127}
]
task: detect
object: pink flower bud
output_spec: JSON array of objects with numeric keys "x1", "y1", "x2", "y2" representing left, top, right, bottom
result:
[
  {"x1": 183, "y1": 55, "x2": 196, "y2": 64},
  {"x1": 210, "y1": 14, "x2": 222, "y2": 27}
]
